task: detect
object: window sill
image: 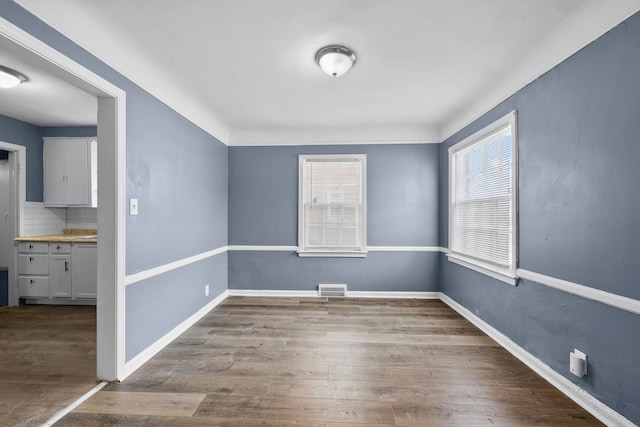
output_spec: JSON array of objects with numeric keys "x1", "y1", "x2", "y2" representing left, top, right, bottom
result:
[
  {"x1": 297, "y1": 250, "x2": 368, "y2": 258},
  {"x1": 447, "y1": 253, "x2": 518, "y2": 286}
]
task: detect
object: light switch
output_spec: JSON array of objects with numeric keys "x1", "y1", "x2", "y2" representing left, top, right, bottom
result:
[{"x1": 129, "y1": 198, "x2": 139, "y2": 216}]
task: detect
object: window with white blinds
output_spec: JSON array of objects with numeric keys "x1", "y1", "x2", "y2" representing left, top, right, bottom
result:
[
  {"x1": 448, "y1": 112, "x2": 518, "y2": 284},
  {"x1": 298, "y1": 154, "x2": 367, "y2": 257}
]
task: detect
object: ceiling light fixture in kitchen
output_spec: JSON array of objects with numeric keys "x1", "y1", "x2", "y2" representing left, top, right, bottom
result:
[
  {"x1": 315, "y1": 45, "x2": 357, "y2": 78},
  {"x1": 0, "y1": 65, "x2": 27, "y2": 88}
]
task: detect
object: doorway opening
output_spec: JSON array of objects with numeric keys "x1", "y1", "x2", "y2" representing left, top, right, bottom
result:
[
  {"x1": 0, "y1": 143, "x2": 25, "y2": 309},
  {"x1": 0, "y1": 150, "x2": 12, "y2": 308},
  {"x1": 0, "y1": 16, "x2": 126, "y2": 381}
]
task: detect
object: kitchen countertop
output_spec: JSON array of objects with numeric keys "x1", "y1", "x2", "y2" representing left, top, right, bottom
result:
[{"x1": 14, "y1": 228, "x2": 98, "y2": 243}]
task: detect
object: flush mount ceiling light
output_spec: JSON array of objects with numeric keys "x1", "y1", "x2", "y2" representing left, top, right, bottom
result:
[
  {"x1": 0, "y1": 65, "x2": 27, "y2": 88},
  {"x1": 315, "y1": 45, "x2": 357, "y2": 78}
]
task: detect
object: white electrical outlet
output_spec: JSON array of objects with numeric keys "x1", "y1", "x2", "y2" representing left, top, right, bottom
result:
[{"x1": 205, "y1": 285, "x2": 209, "y2": 296}]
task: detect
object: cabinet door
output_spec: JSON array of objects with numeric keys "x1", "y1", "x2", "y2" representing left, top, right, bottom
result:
[
  {"x1": 64, "y1": 139, "x2": 90, "y2": 206},
  {"x1": 44, "y1": 139, "x2": 67, "y2": 206},
  {"x1": 50, "y1": 254, "x2": 71, "y2": 298},
  {"x1": 71, "y1": 244, "x2": 97, "y2": 299}
]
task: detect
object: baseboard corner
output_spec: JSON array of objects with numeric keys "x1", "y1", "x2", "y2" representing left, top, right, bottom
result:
[
  {"x1": 439, "y1": 293, "x2": 635, "y2": 427},
  {"x1": 121, "y1": 289, "x2": 229, "y2": 380}
]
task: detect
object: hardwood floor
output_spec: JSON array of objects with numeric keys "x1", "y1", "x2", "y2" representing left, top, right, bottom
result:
[
  {"x1": 0, "y1": 304, "x2": 98, "y2": 427},
  {"x1": 59, "y1": 297, "x2": 601, "y2": 426}
]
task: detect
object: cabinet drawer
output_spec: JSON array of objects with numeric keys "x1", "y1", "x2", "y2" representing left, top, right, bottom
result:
[
  {"x1": 19, "y1": 277, "x2": 50, "y2": 298},
  {"x1": 17, "y1": 242, "x2": 49, "y2": 254},
  {"x1": 50, "y1": 243, "x2": 71, "y2": 254},
  {"x1": 18, "y1": 254, "x2": 49, "y2": 275}
]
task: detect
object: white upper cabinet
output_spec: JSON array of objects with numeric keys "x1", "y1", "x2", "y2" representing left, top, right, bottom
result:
[{"x1": 44, "y1": 137, "x2": 97, "y2": 207}]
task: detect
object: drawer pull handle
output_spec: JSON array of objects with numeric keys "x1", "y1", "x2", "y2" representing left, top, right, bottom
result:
[
  {"x1": 30, "y1": 279, "x2": 34, "y2": 284},
  {"x1": 64, "y1": 261, "x2": 69, "y2": 272},
  {"x1": 29, "y1": 257, "x2": 34, "y2": 262},
  {"x1": 29, "y1": 244, "x2": 33, "y2": 249},
  {"x1": 57, "y1": 245, "x2": 61, "y2": 250}
]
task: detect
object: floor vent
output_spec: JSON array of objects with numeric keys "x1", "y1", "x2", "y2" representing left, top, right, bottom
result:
[{"x1": 318, "y1": 284, "x2": 347, "y2": 297}]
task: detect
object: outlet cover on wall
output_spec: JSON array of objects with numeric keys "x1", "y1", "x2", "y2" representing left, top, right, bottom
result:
[
  {"x1": 129, "y1": 198, "x2": 139, "y2": 215},
  {"x1": 570, "y1": 349, "x2": 587, "y2": 377}
]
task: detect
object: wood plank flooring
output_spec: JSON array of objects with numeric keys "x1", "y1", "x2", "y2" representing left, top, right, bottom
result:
[
  {"x1": 59, "y1": 297, "x2": 602, "y2": 426},
  {"x1": 0, "y1": 304, "x2": 98, "y2": 427}
]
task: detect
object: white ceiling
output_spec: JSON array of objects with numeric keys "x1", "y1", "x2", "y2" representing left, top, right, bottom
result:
[
  {"x1": 0, "y1": 32, "x2": 97, "y2": 127},
  {"x1": 10, "y1": 0, "x2": 640, "y2": 144}
]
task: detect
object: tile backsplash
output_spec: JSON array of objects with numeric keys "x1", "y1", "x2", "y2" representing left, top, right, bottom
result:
[
  {"x1": 22, "y1": 202, "x2": 97, "y2": 237},
  {"x1": 67, "y1": 207, "x2": 98, "y2": 229}
]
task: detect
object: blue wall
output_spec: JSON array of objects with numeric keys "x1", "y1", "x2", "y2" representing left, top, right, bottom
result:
[
  {"x1": 0, "y1": 269, "x2": 7, "y2": 307},
  {"x1": 228, "y1": 144, "x2": 440, "y2": 292},
  {"x1": 123, "y1": 83, "x2": 228, "y2": 359},
  {"x1": 126, "y1": 253, "x2": 227, "y2": 360},
  {"x1": 0, "y1": 114, "x2": 43, "y2": 201},
  {"x1": 439, "y1": 14, "x2": 640, "y2": 424},
  {"x1": 0, "y1": 2, "x2": 228, "y2": 363}
]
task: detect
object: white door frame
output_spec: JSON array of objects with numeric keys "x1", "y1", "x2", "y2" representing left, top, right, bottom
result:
[
  {"x1": 0, "y1": 142, "x2": 25, "y2": 308},
  {"x1": 0, "y1": 17, "x2": 126, "y2": 381}
]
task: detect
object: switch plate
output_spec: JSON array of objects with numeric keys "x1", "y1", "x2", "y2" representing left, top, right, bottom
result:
[
  {"x1": 205, "y1": 285, "x2": 210, "y2": 296},
  {"x1": 129, "y1": 198, "x2": 139, "y2": 216}
]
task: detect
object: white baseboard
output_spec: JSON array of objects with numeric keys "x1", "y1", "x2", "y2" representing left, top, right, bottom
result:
[
  {"x1": 440, "y1": 294, "x2": 635, "y2": 427},
  {"x1": 43, "y1": 381, "x2": 108, "y2": 427},
  {"x1": 228, "y1": 289, "x2": 440, "y2": 299},
  {"x1": 228, "y1": 289, "x2": 319, "y2": 297},
  {"x1": 121, "y1": 290, "x2": 229, "y2": 380},
  {"x1": 347, "y1": 291, "x2": 440, "y2": 299}
]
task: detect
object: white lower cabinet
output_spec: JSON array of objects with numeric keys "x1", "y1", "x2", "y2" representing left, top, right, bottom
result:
[
  {"x1": 17, "y1": 241, "x2": 96, "y2": 303},
  {"x1": 17, "y1": 242, "x2": 49, "y2": 298},
  {"x1": 18, "y1": 276, "x2": 49, "y2": 298},
  {"x1": 50, "y1": 254, "x2": 72, "y2": 298},
  {"x1": 71, "y1": 244, "x2": 97, "y2": 299}
]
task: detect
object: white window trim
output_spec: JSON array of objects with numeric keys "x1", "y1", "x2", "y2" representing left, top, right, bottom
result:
[
  {"x1": 447, "y1": 111, "x2": 518, "y2": 285},
  {"x1": 298, "y1": 154, "x2": 367, "y2": 257}
]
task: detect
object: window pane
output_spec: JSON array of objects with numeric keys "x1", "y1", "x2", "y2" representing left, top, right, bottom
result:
[
  {"x1": 450, "y1": 119, "x2": 515, "y2": 272},
  {"x1": 300, "y1": 156, "x2": 365, "y2": 252}
]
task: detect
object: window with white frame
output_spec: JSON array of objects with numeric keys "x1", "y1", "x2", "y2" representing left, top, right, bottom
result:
[
  {"x1": 298, "y1": 154, "x2": 367, "y2": 257},
  {"x1": 448, "y1": 111, "x2": 518, "y2": 285}
]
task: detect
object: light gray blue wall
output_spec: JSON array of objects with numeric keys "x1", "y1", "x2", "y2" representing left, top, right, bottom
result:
[
  {"x1": 439, "y1": 13, "x2": 640, "y2": 424},
  {"x1": 124, "y1": 84, "x2": 228, "y2": 359},
  {"x1": 126, "y1": 253, "x2": 227, "y2": 360},
  {"x1": 230, "y1": 251, "x2": 438, "y2": 292},
  {"x1": 0, "y1": 2, "x2": 228, "y2": 363},
  {"x1": 228, "y1": 144, "x2": 440, "y2": 292},
  {"x1": 125, "y1": 87, "x2": 228, "y2": 274},
  {"x1": 0, "y1": 114, "x2": 43, "y2": 201}
]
